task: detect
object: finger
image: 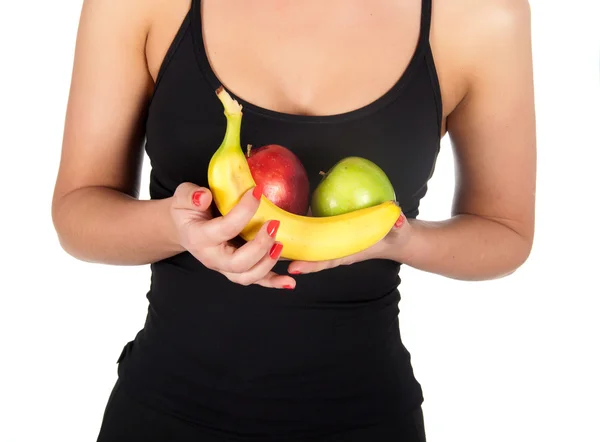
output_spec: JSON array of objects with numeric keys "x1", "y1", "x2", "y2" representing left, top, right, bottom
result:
[
  {"x1": 202, "y1": 186, "x2": 262, "y2": 245},
  {"x1": 287, "y1": 259, "x2": 342, "y2": 275},
  {"x1": 173, "y1": 182, "x2": 213, "y2": 213},
  {"x1": 254, "y1": 271, "x2": 297, "y2": 290},
  {"x1": 224, "y1": 269, "x2": 296, "y2": 290},
  {"x1": 287, "y1": 237, "x2": 385, "y2": 275},
  {"x1": 224, "y1": 219, "x2": 280, "y2": 273},
  {"x1": 222, "y1": 270, "x2": 296, "y2": 290},
  {"x1": 394, "y1": 213, "x2": 405, "y2": 229},
  {"x1": 224, "y1": 242, "x2": 294, "y2": 288}
]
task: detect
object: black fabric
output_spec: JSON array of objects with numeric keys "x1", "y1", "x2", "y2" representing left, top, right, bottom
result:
[
  {"x1": 101, "y1": 0, "x2": 442, "y2": 439},
  {"x1": 97, "y1": 379, "x2": 427, "y2": 442}
]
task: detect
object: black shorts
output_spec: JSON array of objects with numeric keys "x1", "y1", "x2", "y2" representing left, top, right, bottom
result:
[{"x1": 96, "y1": 379, "x2": 427, "y2": 442}]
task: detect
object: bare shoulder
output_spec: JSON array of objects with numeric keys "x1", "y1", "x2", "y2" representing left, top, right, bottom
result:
[
  {"x1": 453, "y1": 0, "x2": 531, "y2": 66},
  {"x1": 451, "y1": 0, "x2": 531, "y2": 32},
  {"x1": 429, "y1": 0, "x2": 536, "y2": 243},
  {"x1": 430, "y1": 0, "x2": 532, "y2": 129},
  {"x1": 80, "y1": 0, "x2": 192, "y2": 82},
  {"x1": 78, "y1": 0, "x2": 155, "y2": 41},
  {"x1": 55, "y1": 0, "x2": 165, "y2": 203}
]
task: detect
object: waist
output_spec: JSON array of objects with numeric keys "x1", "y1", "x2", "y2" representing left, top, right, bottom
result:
[
  {"x1": 117, "y1": 321, "x2": 423, "y2": 437},
  {"x1": 144, "y1": 254, "x2": 405, "y2": 378},
  {"x1": 116, "y1": 255, "x2": 422, "y2": 434}
]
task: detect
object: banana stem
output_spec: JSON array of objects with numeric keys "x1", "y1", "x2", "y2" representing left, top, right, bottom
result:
[
  {"x1": 215, "y1": 87, "x2": 243, "y2": 151},
  {"x1": 216, "y1": 86, "x2": 243, "y2": 116}
]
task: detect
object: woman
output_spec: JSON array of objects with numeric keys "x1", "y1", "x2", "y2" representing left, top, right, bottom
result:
[{"x1": 52, "y1": 0, "x2": 536, "y2": 440}]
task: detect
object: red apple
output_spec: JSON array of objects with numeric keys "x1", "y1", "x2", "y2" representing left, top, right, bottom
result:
[{"x1": 246, "y1": 144, "x2": 310, "y2": 216}]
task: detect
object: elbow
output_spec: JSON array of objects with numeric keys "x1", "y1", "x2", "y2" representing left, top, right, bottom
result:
[
  {"x1": 51, "y1": 198, "x2": 74, "y2": 258},
  {"x1": 53, "y1": 223, "x2": 95, "y2": 264},
  {"x1": 498, "y1": 233, "x2": 534, "y2": 279},
  {"x1": 51, "y1": 196, "x2": 66, "y2": 249},
  {"x1": 514, "y1": 227, "x2": 534, "y2": 268},
  {"x1": 51, "y1": 194, "x2": 89, "y2": 263}
]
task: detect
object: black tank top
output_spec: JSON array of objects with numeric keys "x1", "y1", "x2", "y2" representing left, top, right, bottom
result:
[{"x1": 117, "y1": 0, "x2": 442, "y2": 438}]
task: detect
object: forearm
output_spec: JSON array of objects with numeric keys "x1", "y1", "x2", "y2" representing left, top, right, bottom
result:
[
  {"x1": 391, "y1": 214, "x2": 533, "y2": 281},
  {"x1": 52, "y1": 187, "x2": 185, "y2": 265}
]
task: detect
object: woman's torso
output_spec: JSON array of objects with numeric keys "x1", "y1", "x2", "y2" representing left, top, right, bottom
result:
[{"x1": 116, "y1": 0, "x2": 449, "y2": 439}]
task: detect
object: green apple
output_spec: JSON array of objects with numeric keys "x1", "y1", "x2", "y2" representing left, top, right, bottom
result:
[{"x1": 311, "y1": 156, "x2": 396, "y2": 217}]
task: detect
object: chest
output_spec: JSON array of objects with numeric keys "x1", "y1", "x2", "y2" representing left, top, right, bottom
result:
[
  {"x1": 150, "y1": 0, "x2": 421, "y2": 118},
  {"x1": 145, "y1": 0, "x2": 441, "y2": 217}
]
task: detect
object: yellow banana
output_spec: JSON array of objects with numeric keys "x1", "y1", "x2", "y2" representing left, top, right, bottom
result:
[{"x1": 207, "y1": 86, "x2": 401, "y2": 261}]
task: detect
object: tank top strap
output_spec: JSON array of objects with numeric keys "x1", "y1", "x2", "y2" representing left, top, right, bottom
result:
[
  {"x1": 191, "y1": 0, "x2": 202, "y2": 31},
  {"x1": 192, "y1": 0, "x2": 201, "y2": 22},
  {"x1": 418, "y1": 0, "x2": 433, "y2": 47}
]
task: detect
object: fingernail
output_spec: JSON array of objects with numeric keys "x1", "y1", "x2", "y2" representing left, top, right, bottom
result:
[
  {"x1": 289, "y1": 270, "x2": 302, "y2": 275},
  {"x1": 269, "y1": 243, "x2": 283, "y2": 259},
  {"x1": 192, "y1": 190, "x2": 204, "y2": 206},
  {"x1": 252, "y1": 185, "x2": 263, "y2": 200},
  {"x1": 394, "y1": 214, "x2": 405, "y2": 228},
  {"x1": 283, "y1": 285, "x2": 294, "y2": 290},
  {"x1": 267, "y1": 220, "x2": 280, "y2": 238}
]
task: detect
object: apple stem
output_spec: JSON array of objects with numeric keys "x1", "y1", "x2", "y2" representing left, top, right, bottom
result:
[
  {"x1": 319, "y1": 171, "x2": 326, "y2": 176},
  {"x1": 246, "y1": 144, "x2": 252, "y2": 157}
]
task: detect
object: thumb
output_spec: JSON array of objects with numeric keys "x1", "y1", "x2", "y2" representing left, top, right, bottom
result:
[{"x1": 173, "y1": 182, "x2": 213, "y2": 212}]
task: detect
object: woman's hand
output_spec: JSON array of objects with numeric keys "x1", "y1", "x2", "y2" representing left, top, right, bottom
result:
[
  {"x1": 170, "y1": 182, "x2": 296, "y2": 289},
  {"x1": 286, "y1": 214, "x2": 411, "y2": 275}
]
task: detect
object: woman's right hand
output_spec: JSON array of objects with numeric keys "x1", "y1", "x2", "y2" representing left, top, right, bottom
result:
[{"x1": 170, "y1": 182, "x2": 296, "y2": 289}]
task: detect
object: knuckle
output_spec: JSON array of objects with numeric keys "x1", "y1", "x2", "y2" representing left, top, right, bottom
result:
[
  {"x1": 249, "y1": 229, "x2": 273, "y2": 252},
  {"x1": 258, "y1": 230, "x2": 275, "y2": 249},
  {"x1": 200, "y1": 257, "x2": 216, "y2": 271},
  {"x1": 218, "y1": 223, "x2": 241, "y2": 240},
  {"x1": 196, "y1": 249, "x2": 220, "y2": 271},
  {"x1": 236, "y1": 274, "x2": 255, "y2": 287},
  {"x1": 229, "y1": 259, "x2": 249, "y2": 274},
  {"x1": 175, "y1": 182, "x2": 192, "y2": 199},
  {"x1": 339, "y1": 258, "x2": 352, "y2": 267}
]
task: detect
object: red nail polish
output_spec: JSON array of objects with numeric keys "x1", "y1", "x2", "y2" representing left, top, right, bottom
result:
[
  {"x1": 252, "y1": 185, "x2": 263, "y2": 200},
  {"x1": 269, "y1": 243, "x2": 283, "y2": 259},
  {"x1": 283, "y1": 285, "x2": 294, "y2": 290},
  {"x1": 394, "y1": 215, "x2": 405, "y2": 228},
  {"x1": 267, "y1": 220, "x2": 280, "y2": 238},
  {"x1": 289, "y1": 270, "x2": 302, "y2": 275},
  {"x1": 192, "y1": 190, "x2": 204, "y2": 206}
]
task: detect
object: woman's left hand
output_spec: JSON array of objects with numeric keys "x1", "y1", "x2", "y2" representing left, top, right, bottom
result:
[{"x1": 287, "y1": 213, "x2": 412, "y2": 275}]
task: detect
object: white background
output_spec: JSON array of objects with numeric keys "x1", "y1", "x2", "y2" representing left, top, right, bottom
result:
[{"x1": 1, "y1": 1, "x2": 599, "y2": 441}]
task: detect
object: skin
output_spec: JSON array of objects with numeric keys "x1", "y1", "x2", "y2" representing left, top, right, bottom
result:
[{"x1": 52, "y1": 0, "x2": 536, "y2": 288}]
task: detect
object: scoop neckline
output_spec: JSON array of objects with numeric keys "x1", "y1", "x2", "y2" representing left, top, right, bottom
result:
[{"x1": 190, "y1": 0, "x2": 430, "y2": 124}]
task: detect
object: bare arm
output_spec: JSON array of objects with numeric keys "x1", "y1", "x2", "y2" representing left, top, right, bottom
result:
[
  {"x1": 287, "y1": 0, "x2": 536, "y2": 281},
  {"x1": 51, "y1": 0, "x2": 295, "y2": 289},
  {"x1": 390, "y1": 0, "x2": 537, "y2": 280},
  {"x1": 51, "y1": 0, "x2": 184, "y2": 265}
]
